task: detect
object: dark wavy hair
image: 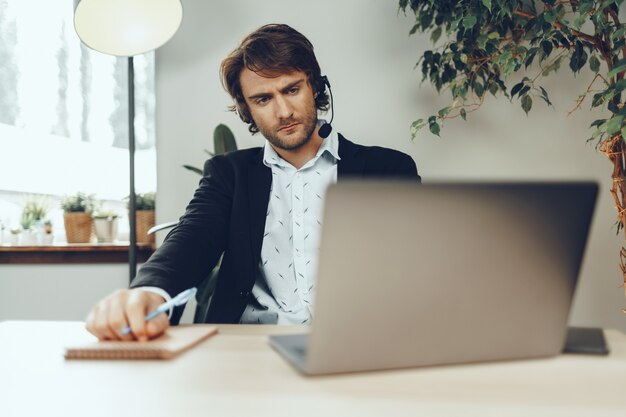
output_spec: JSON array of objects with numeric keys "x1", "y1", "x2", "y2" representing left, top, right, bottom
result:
[{"x1": 220, "y1": 24, "x2": 330, "y2": 134}]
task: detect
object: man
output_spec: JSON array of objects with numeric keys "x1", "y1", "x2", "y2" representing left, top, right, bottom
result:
[{"x1": 86, "y1": 24, "x2": 420, "y2": 341}]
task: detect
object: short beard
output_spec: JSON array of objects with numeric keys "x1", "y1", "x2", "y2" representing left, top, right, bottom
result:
[{"x1": 259, "y1": 109, "x2": 318, "y2": 151}]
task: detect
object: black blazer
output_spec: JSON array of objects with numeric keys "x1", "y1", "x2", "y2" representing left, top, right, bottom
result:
[{"x1": 131, "y1": 134, "x2": 420, "y2": 323}]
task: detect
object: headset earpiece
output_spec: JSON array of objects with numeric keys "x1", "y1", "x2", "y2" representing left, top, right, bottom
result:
[{"x1": 318, "y1": 75, "x2": 334, "y2": 139}]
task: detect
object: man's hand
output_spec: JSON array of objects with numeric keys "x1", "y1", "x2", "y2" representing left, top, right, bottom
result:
[{"x1": 85, "y1": 289, "x2": 169, "y2": 341}]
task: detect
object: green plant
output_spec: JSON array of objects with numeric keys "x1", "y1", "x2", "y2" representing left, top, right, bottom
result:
[
  {"x1": 400, "y1": 0, "x2": 626, "y2": 304},
  {"x1": 20, "y1": 211, "x2": 35, "y2": 231},
  {"x1": 93, "y1": 210, "x2": 119, "y2": 219},
  {"x1": 60, "y1": 192, "x2": 97, "y2": 213},
  {"x1": 20, "y1": 195, "x2": 49, "y2": 230},
  {"x1": 22, "y1": 195, "x2": 49, "y2": 222},
  {"x1": 183, "y1": 124, "x2": 238, "y2": 175},
  {"x1": 135, "y1": 192, "x2": 156, "y2": 211}
]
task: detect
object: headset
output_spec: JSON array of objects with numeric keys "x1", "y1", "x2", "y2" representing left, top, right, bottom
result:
[{"x1": 317, "y1": 75, "x2": 334, "y2": 139}]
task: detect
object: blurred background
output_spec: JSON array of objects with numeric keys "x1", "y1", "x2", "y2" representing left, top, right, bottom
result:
[{"x1": 1, "y1": 0, "x2": 624, "y2": 332}]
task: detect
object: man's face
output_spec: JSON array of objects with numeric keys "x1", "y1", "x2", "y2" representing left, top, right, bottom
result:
[{"x1": 239, "y1": 68, "x2": 318, "y2": 151}]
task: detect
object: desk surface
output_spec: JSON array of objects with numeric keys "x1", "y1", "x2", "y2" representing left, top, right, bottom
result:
[{"x1": 1, "y1": 321, "x2": 626, "y2": 417}]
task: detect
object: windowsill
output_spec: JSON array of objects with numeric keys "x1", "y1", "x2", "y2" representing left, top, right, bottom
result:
[{"x1": 0, "y1": 242, "x2": 156, "y2": 264}]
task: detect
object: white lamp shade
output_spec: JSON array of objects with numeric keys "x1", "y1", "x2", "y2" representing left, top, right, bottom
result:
[{"x1": 74, "y1": 0, "x2": 183, "y2": 56}]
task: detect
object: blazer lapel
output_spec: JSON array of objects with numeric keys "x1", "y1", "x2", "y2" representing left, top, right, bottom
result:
[
  {"x1": 337, "y1": 134, "x2": 365, "y2": 180},
  {"x1": 248, "y1": 149, "x2": 272, "y2": 267}
]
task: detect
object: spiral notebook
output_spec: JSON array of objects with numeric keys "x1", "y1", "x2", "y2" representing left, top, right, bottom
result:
[{"x1": 64, "y1": 325, "x2": 218, "y2": 360}]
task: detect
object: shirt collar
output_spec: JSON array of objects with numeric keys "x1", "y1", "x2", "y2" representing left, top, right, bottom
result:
[{"x1": 262, "y1": 120, "x2": 341, "y2": 169}]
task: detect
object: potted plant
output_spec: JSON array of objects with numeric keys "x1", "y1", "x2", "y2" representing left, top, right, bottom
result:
[
  {"x1": 21, "y1": 195, "x2": 50, "y2": 245},
  {"x1": 19, "y1": 211, "x2": 37, "y2": 245},
  {"x1": 401, "y1": 1, "x2": 626, "y2": 307},
  {"x1": 182, "y1": 124, "x2": 238, "y2": 175},
  {"x1": 61, "y1": 193, "x2": 96, "y2": 243},
  {"x1": 134, "y1": 192, "x2": 156, "y2": 244},
  {"x1": 9, "y1": 228, "x2": 20, "y2": 246},
  {"x1": 42, "y1": 220, "x2": 54, "y2": 245},
  {"x1": 93, "y1": 210, "x2": 119, "y2": 243}
]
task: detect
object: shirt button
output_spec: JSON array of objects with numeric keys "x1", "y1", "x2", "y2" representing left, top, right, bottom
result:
[{"x1": 297, "y1": 251, "x2": 303, "y2": 257}]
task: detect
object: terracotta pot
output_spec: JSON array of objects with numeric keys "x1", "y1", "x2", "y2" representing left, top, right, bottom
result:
[
  {"x1": 63, "y1": 212, "x2": 94, "y2": 243},
  {"x1": 136, "y1": 210, "x2": 155, "y2": 244}
]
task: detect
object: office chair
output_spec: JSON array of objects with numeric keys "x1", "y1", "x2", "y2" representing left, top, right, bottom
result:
[{"x1": 192, "y1": 266, "x2": 219, "y2": 323}]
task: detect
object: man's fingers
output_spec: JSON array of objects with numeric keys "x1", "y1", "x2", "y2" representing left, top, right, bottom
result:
[
  {"x1": 126, "y1": 290, "x2": 168, "y2": 341},
  {"x1": 126, "y1": 291, "x2": 152, "y2": 341},
  {"x1": 85, "y1": 288, "x2": 169, "y2": 341},
  {"x1": 142, "y1": 290, "x2": 170, "y2": 339},
  {"x1": 107, "y1": 296, "x2": 134, "y2": 341},
  {"x1": 146, "y1": 313, "x2": 169, "y2": 339},
  {"x1": 86, "y1": 302, "x2": 117, "y2": 340}
]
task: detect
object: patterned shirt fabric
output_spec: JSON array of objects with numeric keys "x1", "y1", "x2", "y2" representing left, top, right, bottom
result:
[{"x1": 239, "y1": 127, "x2": 340, "y2": 324}]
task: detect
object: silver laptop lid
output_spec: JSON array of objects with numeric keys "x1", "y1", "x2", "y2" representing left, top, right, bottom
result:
[{"x1": 305, "y1": 181, "x2": 598, "y2": 374}]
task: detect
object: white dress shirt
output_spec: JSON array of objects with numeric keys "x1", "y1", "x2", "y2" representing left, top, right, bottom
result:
[
  {"x1": 143, "y1": 125, "x2": 340, "y2": 324},
  {"x1": 239, "y1": 127, "x2": 340, "y2": 324}
]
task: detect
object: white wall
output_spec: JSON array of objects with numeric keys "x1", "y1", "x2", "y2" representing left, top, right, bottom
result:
[
  {"x1": 154, "y1": 0, "x2": 626, "y2": 332},
  {"x1": 0, "y1": 262, "x2": 199, "y2": 323},
  {"x1": 0, "y1": 264, "x2": 128, "y2": 321}
]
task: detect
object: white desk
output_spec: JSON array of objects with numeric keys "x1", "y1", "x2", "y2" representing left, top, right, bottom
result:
[{"x1": 1, "y1": 321, "x2": 625, "y2": 417}]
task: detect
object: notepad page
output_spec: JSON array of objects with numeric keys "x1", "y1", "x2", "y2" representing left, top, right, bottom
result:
[{"x1": 64, "y1": 325, "x2": 218, "y2": 360}]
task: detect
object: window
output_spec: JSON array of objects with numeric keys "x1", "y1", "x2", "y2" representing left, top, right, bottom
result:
[{"x1": 0, "y1": 1, "x2": 156, "y2": 242}]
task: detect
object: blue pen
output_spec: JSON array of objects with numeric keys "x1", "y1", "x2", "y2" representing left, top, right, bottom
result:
[{"x1": 120, "y1": 287, "x2": 197, "y2": 336}]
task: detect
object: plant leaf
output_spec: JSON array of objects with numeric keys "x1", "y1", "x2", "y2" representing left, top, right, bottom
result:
[
  {"x1": 611, "y1": 27, "x2": 626, "y2": 43},
  {"x1": 481, "y1": 0, "x2": 492, "y2": 12},
  {"x1": 607, "y1": 62, "x2": 626, "y2": 80},
  {"x1": 521, "y1": 94, "x2": 533, "y2": 115},
  {"x1": 410, "y1": 118, "x2": 425, "y2": 132},
  {"x1": 607, "y1": 115, "x2": 625, "y2": 135},
  {"x1": 539, "y1": 86, "x2": 552, "y2": 106},
  {"x1": 214, "y1": 124, "x2": 237, "y2": 154},
  {"x1": 589, "y1": 55, "x2": 600, "y2": 73},
  {"x1": 182, "y1": 165, "x2": 204, "y2": 176},
  {"x1": 510, "y1": 82, "x2": 524, "y2": 97},
  {"x1": 474, "y1": 82, "x2": 485, "y2": 97},
  {"x1": 462, "y1": 16, "x2": 477, "y2": 29},
  {"x1": 590, "y1": 119, "x2": 606, "y2": 128},
  {"x1": 431, "y1": 26, "x2": 442, "y2": 43},
  {"x1": 438, "y1": 106, "x2": 452, "y2": 117},
  {"x1": 541, "y1": 40, "x2": 553, "y2": 57},
  {"x1": 410, "y1": 119, "x2": 426, "y2": 139},
  {"x1": 429, "y1": 120, "x2": 441, "y2": 136},
  {"x1": 518, "y1": 85, "x2": 531, "y2": 97}
]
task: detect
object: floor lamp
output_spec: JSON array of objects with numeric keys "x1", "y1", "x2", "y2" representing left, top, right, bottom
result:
[{"x1": 73, "y1": 0, "x2": 183, "y2": 282}]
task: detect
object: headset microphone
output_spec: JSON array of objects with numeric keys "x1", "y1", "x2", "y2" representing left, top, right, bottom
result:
[{"x1": 318, "y1": 75, "x2": 334, "y2": 139}]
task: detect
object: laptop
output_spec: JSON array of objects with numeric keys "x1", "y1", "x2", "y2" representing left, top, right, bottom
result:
[{"x1": 269, "y1": 181, "x2": 599, "y2": 375}]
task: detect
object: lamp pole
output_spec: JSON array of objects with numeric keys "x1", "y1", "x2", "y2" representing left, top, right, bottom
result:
[
  {"x1": 73, "y1": 0, "x2": 183, "y2": 284},
  {"x1": 128, "y1": 56, "x2": 137, "y2": 282}
]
